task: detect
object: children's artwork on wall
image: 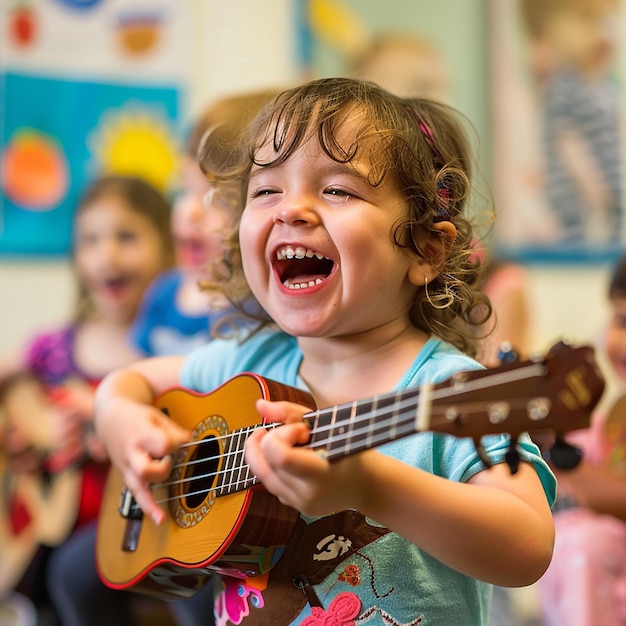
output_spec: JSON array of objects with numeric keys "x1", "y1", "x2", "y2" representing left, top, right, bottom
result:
[
  {"x1": 490, "y1": 0, "x2": 626, "y2": 263},
  {"x1": 0, "y1": 0, "x2": 194, "y2": 257},
  {"x1": 1, "y1": 74, "x2": 179, "y2": 255}
]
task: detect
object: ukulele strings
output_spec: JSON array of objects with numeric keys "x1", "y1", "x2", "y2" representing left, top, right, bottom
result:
[
  {"x1": 152, "y1": 395, "x2": 537, "y2": 506},
  {"x1": 147, "y1": 362, "x2": 548, "y2": 508}
]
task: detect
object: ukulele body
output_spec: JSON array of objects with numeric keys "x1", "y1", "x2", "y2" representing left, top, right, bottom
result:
[{"x1": 96, "y1": 374, "x2": 312, "y2": 599}]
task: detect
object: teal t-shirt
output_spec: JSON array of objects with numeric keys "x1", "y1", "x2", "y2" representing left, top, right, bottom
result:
[{"x1": 180, "y1": 329, "x2": 556, "y2": 625}]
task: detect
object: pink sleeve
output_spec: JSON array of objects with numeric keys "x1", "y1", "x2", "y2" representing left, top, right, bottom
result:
[
  {"x1": 567, "y1": 409, "x2": 610, "y2": 467},
  {"x1": 482, "y1": 264, "x2": 528, "y2": 303}
]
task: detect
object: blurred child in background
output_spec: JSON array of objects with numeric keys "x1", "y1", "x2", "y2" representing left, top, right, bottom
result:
[
  {"x1": 0, "y1": 175, "x2": 174, "y2": 625},
  {"x1": 538, "y1": 256, "x2": 626, "y2": 626},
  {"x1": 155, "y1": 89, "x2": 278, "y2": 626},
  {"x1": 130, "y1": 89, "x2": 278, "y2": 358},
  {"x1": 349, "y1": 32, "x2": 449, "y2": 102}
]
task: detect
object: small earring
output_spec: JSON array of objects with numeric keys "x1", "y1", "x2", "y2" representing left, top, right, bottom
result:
[{"x1": 424, "y1": 275, "x2": 454, "y2": 310}]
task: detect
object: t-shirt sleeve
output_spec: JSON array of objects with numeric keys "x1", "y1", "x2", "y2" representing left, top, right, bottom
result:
[
  {"x1": 180, "y1": 337, "x2": 247, "y2": 392},
  {"x1": 128, "y1": 273, "x2": 169, "y2": 356},
  {"x1": 401, "y1": 339, "x2": 557, "y2": 507}
]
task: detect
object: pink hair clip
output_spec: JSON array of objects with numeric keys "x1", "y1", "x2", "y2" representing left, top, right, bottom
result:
[{"x1": 419, "y1": 121, "x2": 436, "y2": 146}]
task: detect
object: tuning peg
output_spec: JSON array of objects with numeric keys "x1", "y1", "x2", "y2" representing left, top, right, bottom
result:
[
  {"x1": 497, "y1": 341, "x2": 519, "y2": 364},
  {"x1": 505, "y1": 440, "x2": 521, "y2": 474},
  {"x1": 542, "y1": 435, "x2": 582, "y2": 470}
]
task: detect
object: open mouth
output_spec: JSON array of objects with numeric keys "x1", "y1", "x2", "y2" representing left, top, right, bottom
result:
[
  {"x1": 102, "y1": 275, "x2": 130, "y2": 296},
  {"x1": 176, "y1": 236, "x2": 210, "y2": 267},
  {"x1": 275, "y1": 245, "x2": 334, "y2": 290}
]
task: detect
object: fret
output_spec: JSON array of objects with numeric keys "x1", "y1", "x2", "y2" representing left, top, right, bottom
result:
[
  {"x1": 359, "y1": 396, "x2": 378, "y2": 450},
  {"x1": 327, "y1": 405, "x2": 350, "y2": 457},
  {"x1": 389, "y1": 390, "x2": 401, "y2": 441},
  {"x1": 344, "y1": 401, "x2": 358, "y2": 456},
  {"x1": 239, "y1": 426, "x2": 258, "y2": 491},
  {"x1": 308, "y1": 404, "x2": 335, "y2": 451}
]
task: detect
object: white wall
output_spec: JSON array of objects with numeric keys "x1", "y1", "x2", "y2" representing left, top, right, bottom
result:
[
  {"x1": 187, "y1": 0, "x2": 298, "y2": 121},
  {"x1": 528, "y1": 265, "x2": 611, "y2": 352},
  {"x1": 0, "y1": 261, "x2": 75, "y2": 359}
]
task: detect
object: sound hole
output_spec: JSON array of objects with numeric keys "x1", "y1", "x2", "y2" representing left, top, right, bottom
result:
[{"x1": 183, "y1": 435, "x2": 219, "y2": 510}]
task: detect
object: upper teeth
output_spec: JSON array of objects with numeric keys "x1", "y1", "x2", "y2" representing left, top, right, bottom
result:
[{"x1": 276, "y1": 246, "x2": 327, "y2": 261}]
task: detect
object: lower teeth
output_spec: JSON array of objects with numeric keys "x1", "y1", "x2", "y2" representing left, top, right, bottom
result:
[{"x1": 285, "y1": 278, "x2": 323, "y2": 290}]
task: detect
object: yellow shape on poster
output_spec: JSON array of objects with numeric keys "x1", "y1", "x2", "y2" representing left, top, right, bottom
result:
[
  {"x1": 308, "y1": 0, "x2": 369, "y2": 57},
  {"x1": 90, "y1": 106, "x2": 180, "y2": 193}
]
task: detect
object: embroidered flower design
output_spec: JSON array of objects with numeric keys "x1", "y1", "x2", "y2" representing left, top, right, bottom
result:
[
  {"x1": 338, "y1": 564, "x2": 361, "y2": 586},
  {"x1": 300, "y1": 591, "x2": 361, "y2": 625}
]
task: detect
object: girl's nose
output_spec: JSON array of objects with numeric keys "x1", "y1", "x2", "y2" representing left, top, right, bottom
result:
[
  {"x1": 99, "y1": 238, "x2": 122, "y2": 267},
  {"x1": 176, "y1": 192, "x2": 205, "y2": 226},
  {"x1": 272, "y1": 193, "x2": 319, "y2": 226}
]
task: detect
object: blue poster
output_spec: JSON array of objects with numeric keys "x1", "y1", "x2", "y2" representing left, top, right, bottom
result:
[{"x1": 0, "y1": 73, "x2": 180, "y2": 256}]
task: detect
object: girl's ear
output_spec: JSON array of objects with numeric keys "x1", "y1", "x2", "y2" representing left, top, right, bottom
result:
[{"x1": 407, "y1": 221, "x2": 457, "y2": 287}]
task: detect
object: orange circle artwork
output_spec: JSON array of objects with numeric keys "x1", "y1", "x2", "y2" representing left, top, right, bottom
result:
[{"x1": 1, "y1": 128, "x2": 70, "y2": 211}]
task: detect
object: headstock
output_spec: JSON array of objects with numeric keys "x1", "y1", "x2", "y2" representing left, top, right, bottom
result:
[{"x1": 429, "y1": 341, "x2": 605, "y2": 472}]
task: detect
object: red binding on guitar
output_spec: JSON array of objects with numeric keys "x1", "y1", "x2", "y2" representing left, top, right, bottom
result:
[{"x1": 96, "y1": 342, "x2": 605, "y2": 600}]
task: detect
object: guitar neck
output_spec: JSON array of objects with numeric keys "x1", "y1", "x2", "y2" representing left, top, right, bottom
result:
[
  {"x1": 304, "y1": 361, "x2": 552, "y2": 461},
  {"x1": 216, "y1": 346, "x2": 603, "y2": 495},
  {"x1": 306, "y1": 386, "x2": 422, "y2": 461}
]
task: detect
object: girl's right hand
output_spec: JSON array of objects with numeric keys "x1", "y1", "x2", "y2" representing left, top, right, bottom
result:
[
  {"x1": 98, "y1": 395, "x2": 191, "y2": 525},
  {"x1": 94, "y1": 357, "x2": 189, "y2": 525}
]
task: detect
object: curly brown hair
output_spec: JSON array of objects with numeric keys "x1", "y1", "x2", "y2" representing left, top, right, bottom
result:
[{"x1": 200, "y1": 77, "x2": 492, "y2": 354}]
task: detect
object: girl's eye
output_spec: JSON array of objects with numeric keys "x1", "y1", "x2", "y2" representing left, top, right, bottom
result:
[
  {"x1": 250, "y1": 188, "x2": 278, "y2": 198},
  {"x1": 118, "y1": 230, "x2": 138, "y2": 242},
  {"x1": 76, "y1": 234, "x2": 96, "y2": 248},
  {"x1": 325, "y1": 188, "x2": 350, "y2": 197}
]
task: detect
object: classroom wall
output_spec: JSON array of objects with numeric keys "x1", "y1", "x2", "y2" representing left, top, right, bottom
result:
[{"x1": 0, "y1": 0, "x2": 616, "y2": 369}]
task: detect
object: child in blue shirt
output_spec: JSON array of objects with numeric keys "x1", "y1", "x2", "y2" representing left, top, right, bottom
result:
[
  {"x1": 95, "y1": 78, "x2": 557, "y2": 625},
  {"x1": 130, "y1": 90, "x2": 277, "y2": 357}
]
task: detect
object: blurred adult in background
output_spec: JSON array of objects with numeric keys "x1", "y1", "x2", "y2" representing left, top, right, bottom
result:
[{"x1": 520, "y1": 0, "x2": 622, "y2": 247}]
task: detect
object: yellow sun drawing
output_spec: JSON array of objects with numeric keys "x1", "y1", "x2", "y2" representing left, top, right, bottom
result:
[{"x1": 89, "y1": 103, "x2": 181, "y2": 193}]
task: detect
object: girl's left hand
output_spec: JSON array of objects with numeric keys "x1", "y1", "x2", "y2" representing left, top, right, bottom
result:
[
  {"x1": 245, "y1": 399, "x2": 368, "y2": 516},
  {"x1": 49, "y1": 384, "x2": 108, "y2": 465}
]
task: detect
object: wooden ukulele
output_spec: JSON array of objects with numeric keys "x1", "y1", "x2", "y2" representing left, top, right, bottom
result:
[
  {"x1": 96, "y1": 342, "x2": 605, "y2": 600},
  {"x1": 0, "y1": 375, "x2": 84, "y2": 594}
]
